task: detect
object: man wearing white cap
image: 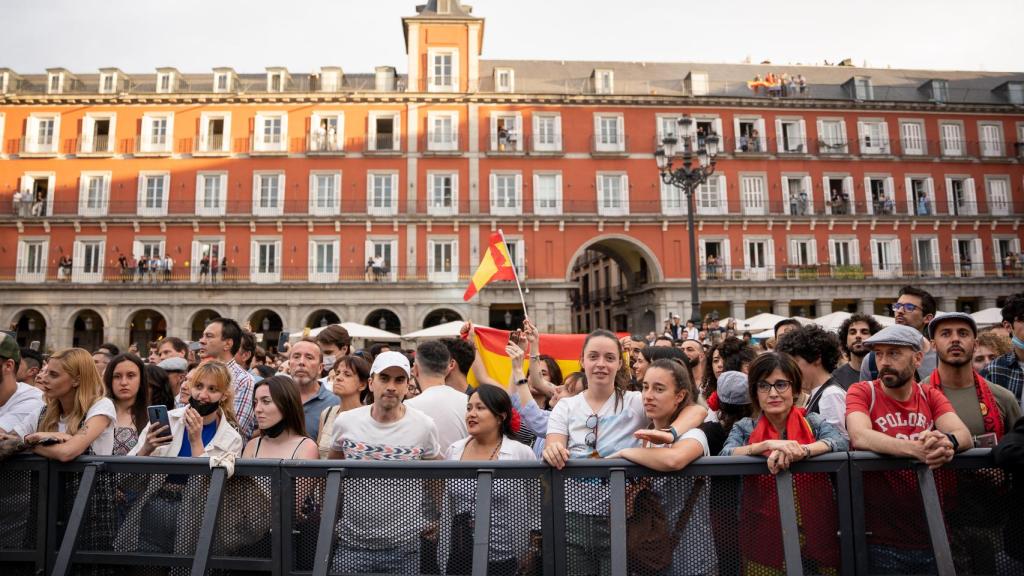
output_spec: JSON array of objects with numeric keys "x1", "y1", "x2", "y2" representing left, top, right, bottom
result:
[{"x1": 327, "y1": 350, "x2": 440, "y2": 574}]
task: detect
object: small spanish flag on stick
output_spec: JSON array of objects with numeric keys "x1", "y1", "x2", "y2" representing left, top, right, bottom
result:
[{"x1": 463, "y1": 231, "x2": 527, "y2": 314}]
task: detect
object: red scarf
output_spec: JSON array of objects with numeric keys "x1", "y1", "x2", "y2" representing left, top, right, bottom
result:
[
  {"x1": 929, "y1": 370, "x2": 1003, "y2": 439},
  {"x1": 740, "y1": 407, "x2": 838, "y2": 571}
]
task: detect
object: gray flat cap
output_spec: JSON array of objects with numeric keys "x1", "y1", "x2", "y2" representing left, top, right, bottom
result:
[
  {"x1": 157, "y1": 357, "x2": 188, "y2": 373},
  {"x1": 927, "y1": 312, "x2": 978, "y2": 339},
  {"x1": 864, "y1": 325, "x2": 924, "y2": 351},
  {"x1": 717, "y1": 371, "x2": 750, "y2": 405}
]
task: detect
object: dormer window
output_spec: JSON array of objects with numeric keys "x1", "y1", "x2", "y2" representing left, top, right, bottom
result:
[
  {"x1": 0, "y1": 72, "x2": 8, "y2": 94},
  {"x1": 428, "y1": 49, "x2": 459, "y2": 92},
  {"x1": 929, "y1": 79, "x2": 949, "y2": 102},
  {"x1": 47, "y1": 71, "x2": 64, "y2": 94},
  {"x1": 98, "y1": 69, "x2": 125, "y2": 95},
  {"x1": 852, "y1": 76, "x2": 873, "y2": 100},
  {"x1": 594, "y1": 69, "x2": 614, "y2": 95},
  {"x1": 495, "y1": 68, "x2": 514, "y2": 93},
  {"x1": 215, "y1": 73, "x2": 229, "y2": 92},
  {"x1": 687, "y1": 72, "x2": 709, "y2": 96},
  {"x1": 266, "y1": 69, "x2": 290, "y2": 93},
  {"x1": 375, "y1": 67, "x2": 397, "y2": 92},
  {"x1": 270, "y1": 74, "x2": 282, "y2": 92},
  {"x1": 1009, "y1": 82, "x2": 1024, "y2": 105},
  {"x1": 320, "y1": 67, "x2": 342, "y2": 92},
  {"x1": 437, "y1": 0, "x2": 452, "y2": 13},
  {"x1": 156, "y1": 70, "x2": 177, "y2": 94}
]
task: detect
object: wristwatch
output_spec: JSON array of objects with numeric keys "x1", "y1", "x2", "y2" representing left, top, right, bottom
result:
[
  {"x1": 945, "y1": 432, "x2": 960, "y2": 452},
  {"x1": 515, "y1": 378, "x2": 529, "y2": 386},
  {"x1": 660, "y1": 426, "x2": 680, "y2": 444}
]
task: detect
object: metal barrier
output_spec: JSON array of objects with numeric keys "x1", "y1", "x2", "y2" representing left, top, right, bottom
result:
[{"x1": 0, "y1": 449, "x2": 1014, "y2": 576}]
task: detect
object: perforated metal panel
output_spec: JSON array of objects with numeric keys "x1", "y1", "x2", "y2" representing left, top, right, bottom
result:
[
  {"x1": 211, "y1": 474, "x2": 273, "y2": 559},
  {"x1": 624, "y1": 475, "x2": 717, "y2": 576},
  {"x1": 862, "y1": 469, "x2": 935, "y2": 575},
  {"x1": 793, "y1": 471, "x2": 841, "y2": 574},
  {"x1": 942, "y1": 466, "x2": 1019, "y2": 576},
  {"x1": 0, "y1": 468, "x2": 38, "y2": 550},
  {"x1": 562, "y1": 476, "x2": 611, "y2": 576}
]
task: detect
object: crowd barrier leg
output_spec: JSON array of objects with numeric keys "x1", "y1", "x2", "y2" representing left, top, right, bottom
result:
[
  {"x1": 849, "y1": 460, "x2": 870, "y2": 576},
  {"x1": 52, "y1": 463, "x2": 101, "y2": 576},
  {"x1": 540, "y1": 467, "x2": 558, "y2": 576},
  {"x1": 312, "y1": 468, "x2": 345, "y2": 576},
  {"x1": 775, "y1": 471, "x2": 805, "y2": 576},
  {"x1": 916, "y1": 466, "x2": 955, "y2": 576},
  {"x1": 470, "y1": 469, "x2": 495, "y2": 576},
  {"x1": 608, "y1": 468, "x2": 627, "y2": 576},
  {"x1": 834, "y1": 460, "x2": 856, "y2": 576},
  {"x1": 190, "y1": 466, "x2": 227, "y2": 576}
]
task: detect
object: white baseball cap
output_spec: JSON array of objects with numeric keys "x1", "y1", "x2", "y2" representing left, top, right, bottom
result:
[{"x1": 370, "y1": 351, "x2": 411, "y2": 378}]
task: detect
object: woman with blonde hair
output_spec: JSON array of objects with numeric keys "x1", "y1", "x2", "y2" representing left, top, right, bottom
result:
[{"x1": 26, "y1": 347, "x2": 117, "y2": 459}]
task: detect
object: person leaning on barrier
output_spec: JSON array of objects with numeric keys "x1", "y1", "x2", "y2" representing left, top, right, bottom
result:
[
  {"x1": 721, "y1": 352, "x2": 848, "y2": 575},
  {"x1": 993, "y1": 414, "x2": 1024, "y2": 566},
  {"x1": 541, "y1": 330, "x2": 707, "y2": 576},
  {"x1": 103, "y1": 353, "x2": 149, "y2": 456},
  {"x1": 0, "y1": 335, "x2": 44, "y2": 443},
  {"x1": 316, "y1": 354, "x2": 371, "y2": 459},
  {"x1": 699, "y1": 370, "x2": 753, "y2": 456},
  {"x1": 440, "y1": 384, "x2": 536, "y2": 576},
  {"x1": 845, "y1": 324, "x2": 971, "y2": 575},
  {"x1": 242, "y1": 375, "x2": 318, "y2": 459}
]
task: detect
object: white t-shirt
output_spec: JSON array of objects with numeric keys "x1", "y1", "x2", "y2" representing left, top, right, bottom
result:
[
  {"x1": 58, "y1": 397, "x2": 116, "y2": 456},
  {"x1": 809, "y1": 383, "x2": 849, "y2": 440},
  {"x1": 0, "y1": 382, "x2": 44, "y2": 437},
  {"x1": 405, "y1": 384, "x2": 468, "y2": 454},
  {"x1": 329, "y1": 405, "x2": 440, "y2": 549}
]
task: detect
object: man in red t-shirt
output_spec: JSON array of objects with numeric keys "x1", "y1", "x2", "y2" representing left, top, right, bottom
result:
[{"x1": 846, "y1": 324, "x2": 971, "y2": 574}]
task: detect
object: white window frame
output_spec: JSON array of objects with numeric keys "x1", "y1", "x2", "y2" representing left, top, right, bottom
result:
[
  {"x1": 253, "y1": 112, "x2": 288, "y2": 153},
  {"x1": 195, "y1": 172, "x2": 227, "y2": 216},
  {"x1": 156, "y1": 71, "x2": 176, "y2": 94},
  {"x1": 47, "y1": 71, "x2": 65, "y2": 94},
  {"x1": 945, "y1": 175, "x2": 977, "y2": 216},
  {"x1": 775, "y1": 117, "x2": 808, "y2": 153},
  {"x1": 863, "y1": 175, "x2": 895, "y2": 215},
  {"x1": 661, "y1": 179, "x2": 686, "y2": 216},
  {"x1": 427, "y1": 237, "x2": 459, "y2": 282},
  {"x1": 427, "y1": 111, "x2": 459, "y2": 151},
  {"x1": 822, "y1": 175, "x2": 856, "y2": 215},
  {"x1": 952, "y1": 237, "x2": 984, "y2": 278},
  {"x1": 266, "y1": 71, "x2": 287, "y2": 93},
  {"x1": 979, "y1": 122, "x2": 1005, "y2": 157},
  {"x1": 858, "y1": 119, "x2": 890, "y2": 155},
  {"x1": 503, "y1": 236, "x2": 527, "y2": 277},
  {"x1": 25, "y1": 114, "x2": 60, "y2": 154},
  {"x1": 427, "y1": 171, "x2": 458, "y2": 216},
  {"x1": 16, "y1": 238, "x2": 49, "y2": 283},
  {"x1": 99, "y1": 71, "x2": 118, "y2": 95},
  {"x1": 533, "y1": 172, "x2": 562, "y2": 215},
  {"x1": 367, "y1": 172, "x2": 399, "y2": 216},
  {"x1": 994, "y1": 236, "x2": 1022, "y2": 277},
  {"x1": 252, "y1": 171, "x2": 285, "y2": 216},
  {"x1": 365, "y1": 238, "x2": 398, "y2": 281},
  {"x1": 367, "y1": 111, "x2": 401, "y2": 151},
  {"x1": 309, "y1": 171, "x2": 342, "y2": 216},
  {"x1": 912, "y1": 236, "x2": 942, "y2": 278},
  {"x1": 198, "y1": 112, "x2": 232, "y2": 153},
  {"x1": 495, "y1": 68, "x2": 515, "y2": 93},
  {"x1": 816, "y1": 118, "x2": 849, "y2": 153},
  {"x1": 929, "y1": 80, "x2": 949, "y2": 103},
  {"x1": 427, "y1": 48, "x2": 459, "y2": 92},
  {"x1": 940, "y1": 122, "x2": 965, "y2": 156},
  {"x1": 594, "y1": 69, "x2": 614, "y2": 95},
  {"x1": 78, "y1": 171, "x2": 111, "y2": 216},
  {"x1": 593, "y1": 113, "x2": 625, "y2": 152},
  {"x1": 870, "y1": 237, "x2": 903, "y2": 279},
  {"x1": 780, "y1": 174, "x2": 814, "y2": 215},
  {"x1": 72, "y1": 238, "x2": 106, "y2": 284},
  {"x1": 740, "y1": 174, "x2": 768, "y2": 215},
  {"x1": 79, "y1": 113, "x2": 117, "y2": 154},
  {"x1": 696, "y1": 174, "x2": 728, "y2": 215},
  {"x1": 787, "y1": 237, "x2": 818, "y2": 268},
  {"x1": 213, "y1": 72, "x2": 233, "y2": 93},
  {"x1": 140, "y1": 112, "x2": 174, "y2": 154},
  {"x1": 742, "y1": 237, "x2": 775, "y2": 281},
  {"x1": 899, "y1": 119, "x2": 927, "y2": 156},
  {"x1": 490, "y1": 112, "x2": 523, "y2": 152},
  {"x1": 18, "y1": 172, "x2": 56, "y2": 217},
  {"x1": 986, "y1": 175, "x2": 1011, "y2": 216},
  {"x1": 489, "y1": 171, "x2": 523, "y2": 216},
  {"x1": 310, "y1": 111, "x2": 345, "y2": 152},
  {"x1": 596, "y1": 172, "x2": 629, "y2": 216},
  {"x1": 699, "y1": 238, "x2": 732, "y2": 278},
  {"x1": 904, "y1": 175, "x2": 936, "y2": 216},
  {"x1": 532, "y1": 113, "x2": 562, "y2": 152},
  {"x1": 250, "y1": 238, "x2": 282, "y2": 284},
  {"x1": 828, "y1": 237, "x2": 861, "y2": 268},
  {"x1": 308, "y1": 237, "x2": 340, "y2": 283},
  {"x1": 131, "y1": 238, "x2": 166, "y2": 265},
  {"x1": 190, "y1": 237, "x2": 225, "y2": 282},
  {"x1": 733, "y1": 117, "x2": 767, "y2": 153},
  {"x1": 853, "y1": 77, "x2": 874, "y2": 100},
  {"x1": 137, "y1": 171, "x2": 170, "y2": 216}
]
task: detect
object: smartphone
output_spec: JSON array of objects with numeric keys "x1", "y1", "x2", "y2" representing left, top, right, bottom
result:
[
  {"x1": 277, "y1": 332, "x2": 290, "y2": 352},
  {"x1": 188, "y1": 341, "x2": 201, "y2": 352},
  {"x1": 29, "y1": 340, "x2": 40, "y2": 352},
  {"x1": 147, "y1": 405, "x2": 172, "y2": 437},
  {"x1": 38, "y1": 437, "x2": 61, "y2": 446}
]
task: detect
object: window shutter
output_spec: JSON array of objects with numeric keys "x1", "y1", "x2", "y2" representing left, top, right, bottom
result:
[
  {"x1": 592, "y1": 114, "x2": 601, "y2": 147},
  {"x1": 799, "y1": 120, "x2": 807, "y2": 151},
  {"x1": 555, "y1": 173, "x2": 563, "y2": 213},
  {"x1": 789, "y1": 239, "x2": 799, "y2": 265},
  {"x1": 554, "y1": 115, "x2": 563, "y2": 149},
  {"x1": 722, "y1": 239, "x2": 732, "y2": 268},
  {"x1": 596, "y1": 174, "x2": 605, "y2": 210},
  {"x1": 926, "y1": 177, "x2": 935, "y2": 213},
  {"x1": 863, "y1": 177, "x2": 873, "y2": 214},
  {"x1": 81, "y1": 116, "x2": 94, "y2": 152},
  {"x1": 822, "y1": 176, "x2": 832, "y2": 214},
  {"x1": 616, "y1": 116, "x2": 625, "y2": 147},
  {"x1": 905, "y1": 177, "x2": 914, "y2": 215},
  {"x1": 718, "y1": 174, "x2": 728, "y2": 214},
  {"x1": 944, "y1": 177, "x2": 954, "y2": 214},
  {"x1": 620, "y1": 174, "x2": 629, "y2": 213},
  {"x1": 334, "y1": 172, "x2": 343, "y2": 212},
  {"x1": 137, "y1": 173, "x2": 146, "y2": 213},
  {"x1": 857, "y1": 121, "x2": 867, "y2": 151},
  {"x1": 885, "y1": 177, "x2": 894, "y2": 208},
  {"x1": 781, "y1": 175, "x2": 790, "y2": 214},
  {"x1": 951, "y1": 239, "x2": 961, "y2": 275},
  {"x1": 757, "y1": 118, "x2": 767, "y2": 151},
  {"x1": 427, "y1": 240, "x2": 435, "y2": 276},
  {"x1": 803, "y1": 176, "x2": 814, "y2": 213},
  {"x1": 892, "y1": 239, "x2": 903, "y2": 276},
  {"x1": 869, "y1": 239, "x2": 880, "y2": 275},
  {"x1": 77, "y1": 176, "x2": 88, "y2": 214},
  {"x1": 308, "y1": 172, "x2": 317, "y2": 213},
  {"x1": 766, "y1": 239, "x2": 776, "y2": 272},
  {"x1": 809, "y1": 238, "x2": 818, "y2": 265},
  {"x1": 308, "y1": 240, "x2": 316, "y2": 278},
  {"x1": 966, "y1": 178, "x2": 977, "y2": 215},
  {"x1": 972, "y1": 238, "x2": 984, "y2": 276},
  {"x1": 698, "y1": 240, "x2": 707, "y2": 275},
  {"x1": 252, "y1": 173, "x2": 262, "y2": 213},
  {"x1": 844, "y1": 176, "x2": 855, "y2": 215},
  {"x1": 332, "y1": 240, "x2": 340, "y2": 276},
  {"x1": 489, "y1": 173, "x2": 497, "y2": 210},
  {"x1": 391, "y1": 174, "x2": 399, "y2": 210},
  {"x1": 514, "y1": 114, "x2": 523, "y2": 150},
  {"x1": 775, "y1": 118, "x2": 784, "y2": 153},
  {"x1": 733, "y1": 117, "x2": 741, "y2": 151},
  {"x1": 72, "y1": 241, "x2": 83, "y2": 279},
  {"x1": 515, "y1": 173, "x2": 523, "y2": 211},
  {"x1": 816, "y1": 119, "x2": 825, "y2": 150},
  {"x1": 489, "y1": 114, "x2": 497, "y2": 150},
  {"x1": 930, "y1": 238, "x2": 940, "y2": 276},
  {"x1": 16, "y1": 241, "x2": 26, "y2": 278},
  {"x1": 879, "y1": 121, "x2": 889, "y2": 152}
]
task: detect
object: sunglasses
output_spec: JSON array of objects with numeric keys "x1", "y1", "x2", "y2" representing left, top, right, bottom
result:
[
  {"x1": 585, "y1": 413, "x2": 600, "y2": 457},
  {"x1": 891, "y1": 302, "x2": 920, "y2": 313},
  {"x1": 756, "y1": 379, "x2": 793, "y2": 394}
]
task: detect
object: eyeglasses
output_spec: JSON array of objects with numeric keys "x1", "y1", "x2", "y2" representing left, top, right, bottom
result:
[
  {"x1": 891, "y1": 302, "x2": 920, "y2": 313},
  {"x1": 585, "y1": 413, "x2": 599, "y2": 457},
  {"x1": 756, "y1": 380, "x2": 793, "y2": 394}
]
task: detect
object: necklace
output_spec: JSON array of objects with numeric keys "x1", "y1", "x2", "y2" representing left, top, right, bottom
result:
[{"x1": 467, "y1": 437, "x2": 501, "y2": 461}]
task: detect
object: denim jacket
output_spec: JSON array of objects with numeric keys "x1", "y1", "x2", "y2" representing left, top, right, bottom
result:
[{"x1": 720, "y1": 411, "x2": 849, "y2": 456}]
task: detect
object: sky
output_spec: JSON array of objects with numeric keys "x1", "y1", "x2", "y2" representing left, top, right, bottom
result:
[{"x1": 1, "y1": 0, "x2": 1021, "y2": 74}]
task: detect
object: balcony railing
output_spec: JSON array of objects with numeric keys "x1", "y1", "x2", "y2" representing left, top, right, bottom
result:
[
  {"x1": 18, "y1": 136, "x2": 59, "y2": 156},
  {"x1": 531, "y1": 133, "x2": 563, "y2": 154},
  {"x1": 696, "y1": 261, "x2": 1015, "y2": 282},
  {"x1": 590, "y1": 135, "x2": 629, "y2": 156},
  {"x1": 134, "y1": 133, "x2": 174, "y2": 156},
  {"x1": 364, "y1": 133, "x2": 402, "y2": 154},
  {"x1": 193, "y1": 133, "x2": 230, "y2": 155},
  {"x1": 249, "y1": 133, "x2": 288, "y2": 155},
  {"x1": 306, "y1": 132, "x2": 345, "y2": 155},
  {"x1": 75, "y1": 135, "x2": 114, "y2": 156},
  {"x1": 489, "y1": 129, "x2": 525, "y2": 154},
  {"x1": 0, "y1": 450, "x2": 1006, "y2": 576}
]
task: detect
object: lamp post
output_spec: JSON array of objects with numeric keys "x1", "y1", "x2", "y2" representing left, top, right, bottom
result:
[{"x1": 655, "y1": 115, "x2": 720, "y2": 324}]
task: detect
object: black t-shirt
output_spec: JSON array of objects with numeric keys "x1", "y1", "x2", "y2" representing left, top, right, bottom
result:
[
  {"x1": 699, "y1": 420, "x2": 728, "y2": 457},
  {"x1": 831, "y1": 363, "x2": 860, "y2": 390}
]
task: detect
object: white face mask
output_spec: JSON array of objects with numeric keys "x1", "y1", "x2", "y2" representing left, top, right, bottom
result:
[{"x1": 322, "y1": 355, "x2": 337, "y2": 372}]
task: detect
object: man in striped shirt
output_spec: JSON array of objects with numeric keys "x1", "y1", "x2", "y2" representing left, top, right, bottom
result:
[
  {"x1": 980, "y1": 293, "x2": 1024, "y2": 410},
  {"x1": 199, "y1": 318, "x2": 256, "y2": 441}
]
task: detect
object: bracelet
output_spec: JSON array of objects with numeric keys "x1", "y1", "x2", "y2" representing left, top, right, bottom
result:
[
  {"x1": 801, "y1": 445, "x2": 811, "y2": 459},
  {"x1": 660, "y1": 426, "x2": 680, "y2": 443},
  {"x1": 529, "y1": 354, "x2": 540, "y2": 360},
  {"x1": 515, "y1": 378, "x2": 529, "y2": 386}
]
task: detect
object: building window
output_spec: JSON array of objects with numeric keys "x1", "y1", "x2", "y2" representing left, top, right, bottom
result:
[
  {"x1": 368, "y1": 173, "x2": 398, "y2": 216},
  {"x1": 16, "y1": 239, "x2": 48, "y2": 283},
  {"x1": 853, "y1": 77, "x2": 873, "y2": 100},
  {"x1": 26, "y1": 115, "x2": 59, "y2": 153},
  {"x1": 495, "y1": 68, "x2": 514, "y2": 93},
  {"x1": 198, "y1": 112, "x2": 231, "y2": 153},
  {"x1": 190, "y1": 238, "x2": 224, "y2": 282},
  {"x1": 734, "y1": 118, "x2": 766, "y2": 152},
  {"x1": 367, "y1": 239, "x2": 397, "y2": 281},
  {"x1": 310, "y1": 112, "x2": 344, "y2": 152},
  {"x1": 858, "y1": 120, "x2": 890, "y2": 154},
  {"x1": 829, "y1": 239, "x2": 860, "y2": 268},
  {"x1": 490, "y1": 172, "x2": 522, "y2": 215},
  {"x1": 1007, "y1": 82, "x2": 1023, "y2": 105},
  {"x1": 699, "y1": 239, "x2": 731, "y2": 278},
  {"x1": 979, "y1": 122, "x2": 1005, "y2": 157},
  {"x1": 100, "y1": 73, "x2": 115, "y2": 94},
  {"x1": 428, "y1": 172, "x2": 457, "y2": 216},
  {"x1": 427, "y1": 112, "x2": 458, "y2": 151},
  {"x1": 823, "y1": 176, "x2": 855, "y2": 215},
  {"x1": 945, "y1": 176, "x2": 977, "y2": 216},
  {"x1": 320, "y1": 68, "x2": 342, "y2": 92},
  {"x1": 309, "y1": 239, "x2": 339, "y2": 283},
  {"x1": 196, "y1": 172, "x2": 227, "y2": 216},
  {"x1": 914, "y1": 237, "x2": 941, "y2": 277},
  {"x1": 78, "y1": 172, "x2": 110, "y2": 216},
  {"x1": 504, "y1": 237, "x2": 526, "y2": 276},
  {"x1": 788, "y1": 238, "x2": 818, "y2": 267},
  {"x1": 995, "y1": 237, "x2": 1022, "y2": 277},
  {"x1": 138, "y1": 172, "x2": 169, "y2": 216},
  {"x1": 80, "y1": 114, "x2": 115, "y2": 154},
  {"x1": 253, "y1": 172, "x2": 284, "y2": 216},
  {"x1": 870, "y1": 238, "x2": 903, "y2": 278},
  {"x1": 73, "y1": 239, "x2": 105, "y2": 283},
  {"x1": 309, "y1": 171, "x2": 341, "y2": 216},
  {"x1": 776, "y1": 118, "x2": 807, "y2": 153},
  {"x1": 254, "y1": 113, "x2": 287, "y2": 152},
  {"x1": 48, "y1": 72, "x2": 63, "y2": 94},
  {"x1": 781, "y1": 175, "x2": 812, "y2": 215},
  {"x1": 953, "y1": 238, "x2": 983, "y2": 277},
  {"x1": 139, "y1": 113, "x2": 173, "y2": 153},
  {"x1": 597, "y1": 173, "x2": 628, "y2": 216},
  {"x1": 865, "y1": 176, "x2": 895, "y2": 215},
  {"x1": 900, "y1": 121, "x2": 926, "y2": 156},
  {"x1": 817, "y1": 119, "x2": 848, "y2": 153},
  {"x1": 368, "y1": 112, "x2": 400, "y2": 151},
  {"x1": 594, "y1": 69, "x2": 614, "y2": 94},
  {"x1": 697, "y1": 175, "x2": 727, "y2": 215},
  {"x1": 940, "y1": 123, "x2": 964, "y2": 156},
  {"x1": 157, "y1": 72, "x2": 175, "y2": 94},
  {"x1": 930, "y1": 80, "x2": 949, "y2": 102},
  {"x1": 251, "y1": 239, "x2": 281, "y2": 283},
  {"x1": 215, "y1": 73, "x2": 230, "y2": 92},
  {"x1": 987, "y1": 176, "x2": 1011, "y2": 216},
  {"x1": 688, "y1": 72, "x2": 709, "y2": 96},
  {"x1": 427, "y1": 239, "x2": 458, "y2": 282},
  {"x1": 533, "y1": 173, "x2": 562, "y2": 215},
  {"x1": 594, "y1": 114, "x2": 624, "y2": 152},
  {"x1": 532, "y1": 114, "x2": 562, "y2": 151},
  {"x1": 661, "y1": 179, "x2": 686, "y2": 215},
  {"x1": 428, "y1": 49, "x2": 458, "y2": 92},
  {"x1": 743, "y1": 238, "x2": 774, "y2": 281},
  {"x1": 740, "y1": 175, "x2": 767, "y2": 215},
  {"x1": 905, "y1": 176, "x2": 935, "y2": 215},
  {"x1": 491, "y1": 113, "x2": 522, "y2": 152}
]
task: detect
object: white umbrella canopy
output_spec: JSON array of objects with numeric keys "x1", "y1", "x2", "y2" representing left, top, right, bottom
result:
[
  {"x1": 972, "y1": 307, "x2": 1003, "y2": 327},
  {"x1": 813, "y1": 311, "x2": 853, "y2": 332},
  {"x1": 297, "y1": 322, "x2": 402, "y2": 341},
  {"x1": 738, "y1": 313, "x2": 789, "y2": 332},
  {"x1": 871, "y1": 315, "x2": 896, "y2": 327},
  {"x1": 401, "y1": 320, "x2": 465, "y2": 340},
  {"x1": 753, "y1": 329, "x2": 775, "y2": 339}
]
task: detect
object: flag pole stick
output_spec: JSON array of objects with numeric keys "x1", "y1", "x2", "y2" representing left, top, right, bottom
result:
[{"x1": 498, "y1": 229, "x2": 529, "y2": 320}]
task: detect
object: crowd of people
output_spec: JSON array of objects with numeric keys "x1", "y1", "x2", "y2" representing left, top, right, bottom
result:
[
  {"x1": 746, "y1": 72, "x2": 808, "y2": 97},
  {"x1": 2, "y1": 285, "x2": 1024, "y2": 574}
]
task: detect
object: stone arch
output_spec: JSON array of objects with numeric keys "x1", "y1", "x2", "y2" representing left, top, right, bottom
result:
[
  {"x1": 248, "y1": 309, "x2": 285, "y2": 353},
  {"x1": 68, "y1": 308, "x2": 107, "y2": 352},
  {"x1": 126, "y1": 308, "x2": 169, "y2": 353},
  {"x1": 8, "y1": 308, "x2": 49, "y2": 349},
  {"x1": 306, "y1": 309, "x2": 341, "y2": 329},
  {"x1": 420, "y1": 308, "x2": 463, "y2": 329},
  {"x1": 189, "y1": 309, "x2": 223, "y2": 342},
  {"x1": 564, "y1": 234, "x2": 664, "y2": 287},
  {"x1": 364, "y1": 308, "x2": 402, "y2": 335}
]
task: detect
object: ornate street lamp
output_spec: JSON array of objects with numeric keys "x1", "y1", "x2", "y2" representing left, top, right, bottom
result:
[{"x1": 655, "y1": 115, "x2": 720, "y2": 324}]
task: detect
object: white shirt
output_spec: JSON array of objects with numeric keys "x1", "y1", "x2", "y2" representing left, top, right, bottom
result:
[
  {"x1": 0, "y1": 382, "x2": 44, "y2": 437},
  {"x1": 405, "y1": 384, "x2": 468, "y2": 453},
  {"x1": 809, "y1": 383, "x2": 849, "y2": 440},
  {"x1": 59, "y1": 397, "x2": 116, "y2": 456}
]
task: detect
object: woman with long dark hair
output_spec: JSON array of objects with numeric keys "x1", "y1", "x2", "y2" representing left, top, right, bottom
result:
[
  {"x1": 103, "y1": 353, "x2": 149, "y2": 456},
  {"x1": 144, "y1": 364, "x2": 176, "y2": 410},
  {"x1": 441, "y1": 384, "x2": 535, "y2": 575},
  {"x1": 243, "y1": 375, "x2": 318, "y2": 459},
  {"x1": 316, "y1": 355, "x2": 371, "y2": 459}
]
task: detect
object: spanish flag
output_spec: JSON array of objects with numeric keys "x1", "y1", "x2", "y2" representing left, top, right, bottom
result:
[
  {"x1": 463, "y1": 232, "x2": 517, "y2": 301},
  {"x1": 470, "y1": 325, "x2": 584, "y2": 387}
]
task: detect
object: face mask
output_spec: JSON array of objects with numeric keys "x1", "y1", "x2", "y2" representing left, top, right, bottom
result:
[
  {"x1": 1013, "y1": 335, "x2": 1024, "y2": 352},
  {"x1": 188, "y1": 396, "x2": 220, "y2": 417},
  {"x1": 322, "y1": 355, "x2": 337, "y2": 372},
  {"x1": 261, "y1": 419, "x2": 287, "y2": 438}
]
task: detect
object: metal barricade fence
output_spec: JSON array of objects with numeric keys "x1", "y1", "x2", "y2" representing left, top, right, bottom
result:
[{"x1": 0, "y1": 450, "x2": 1008, "y2": 576}]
